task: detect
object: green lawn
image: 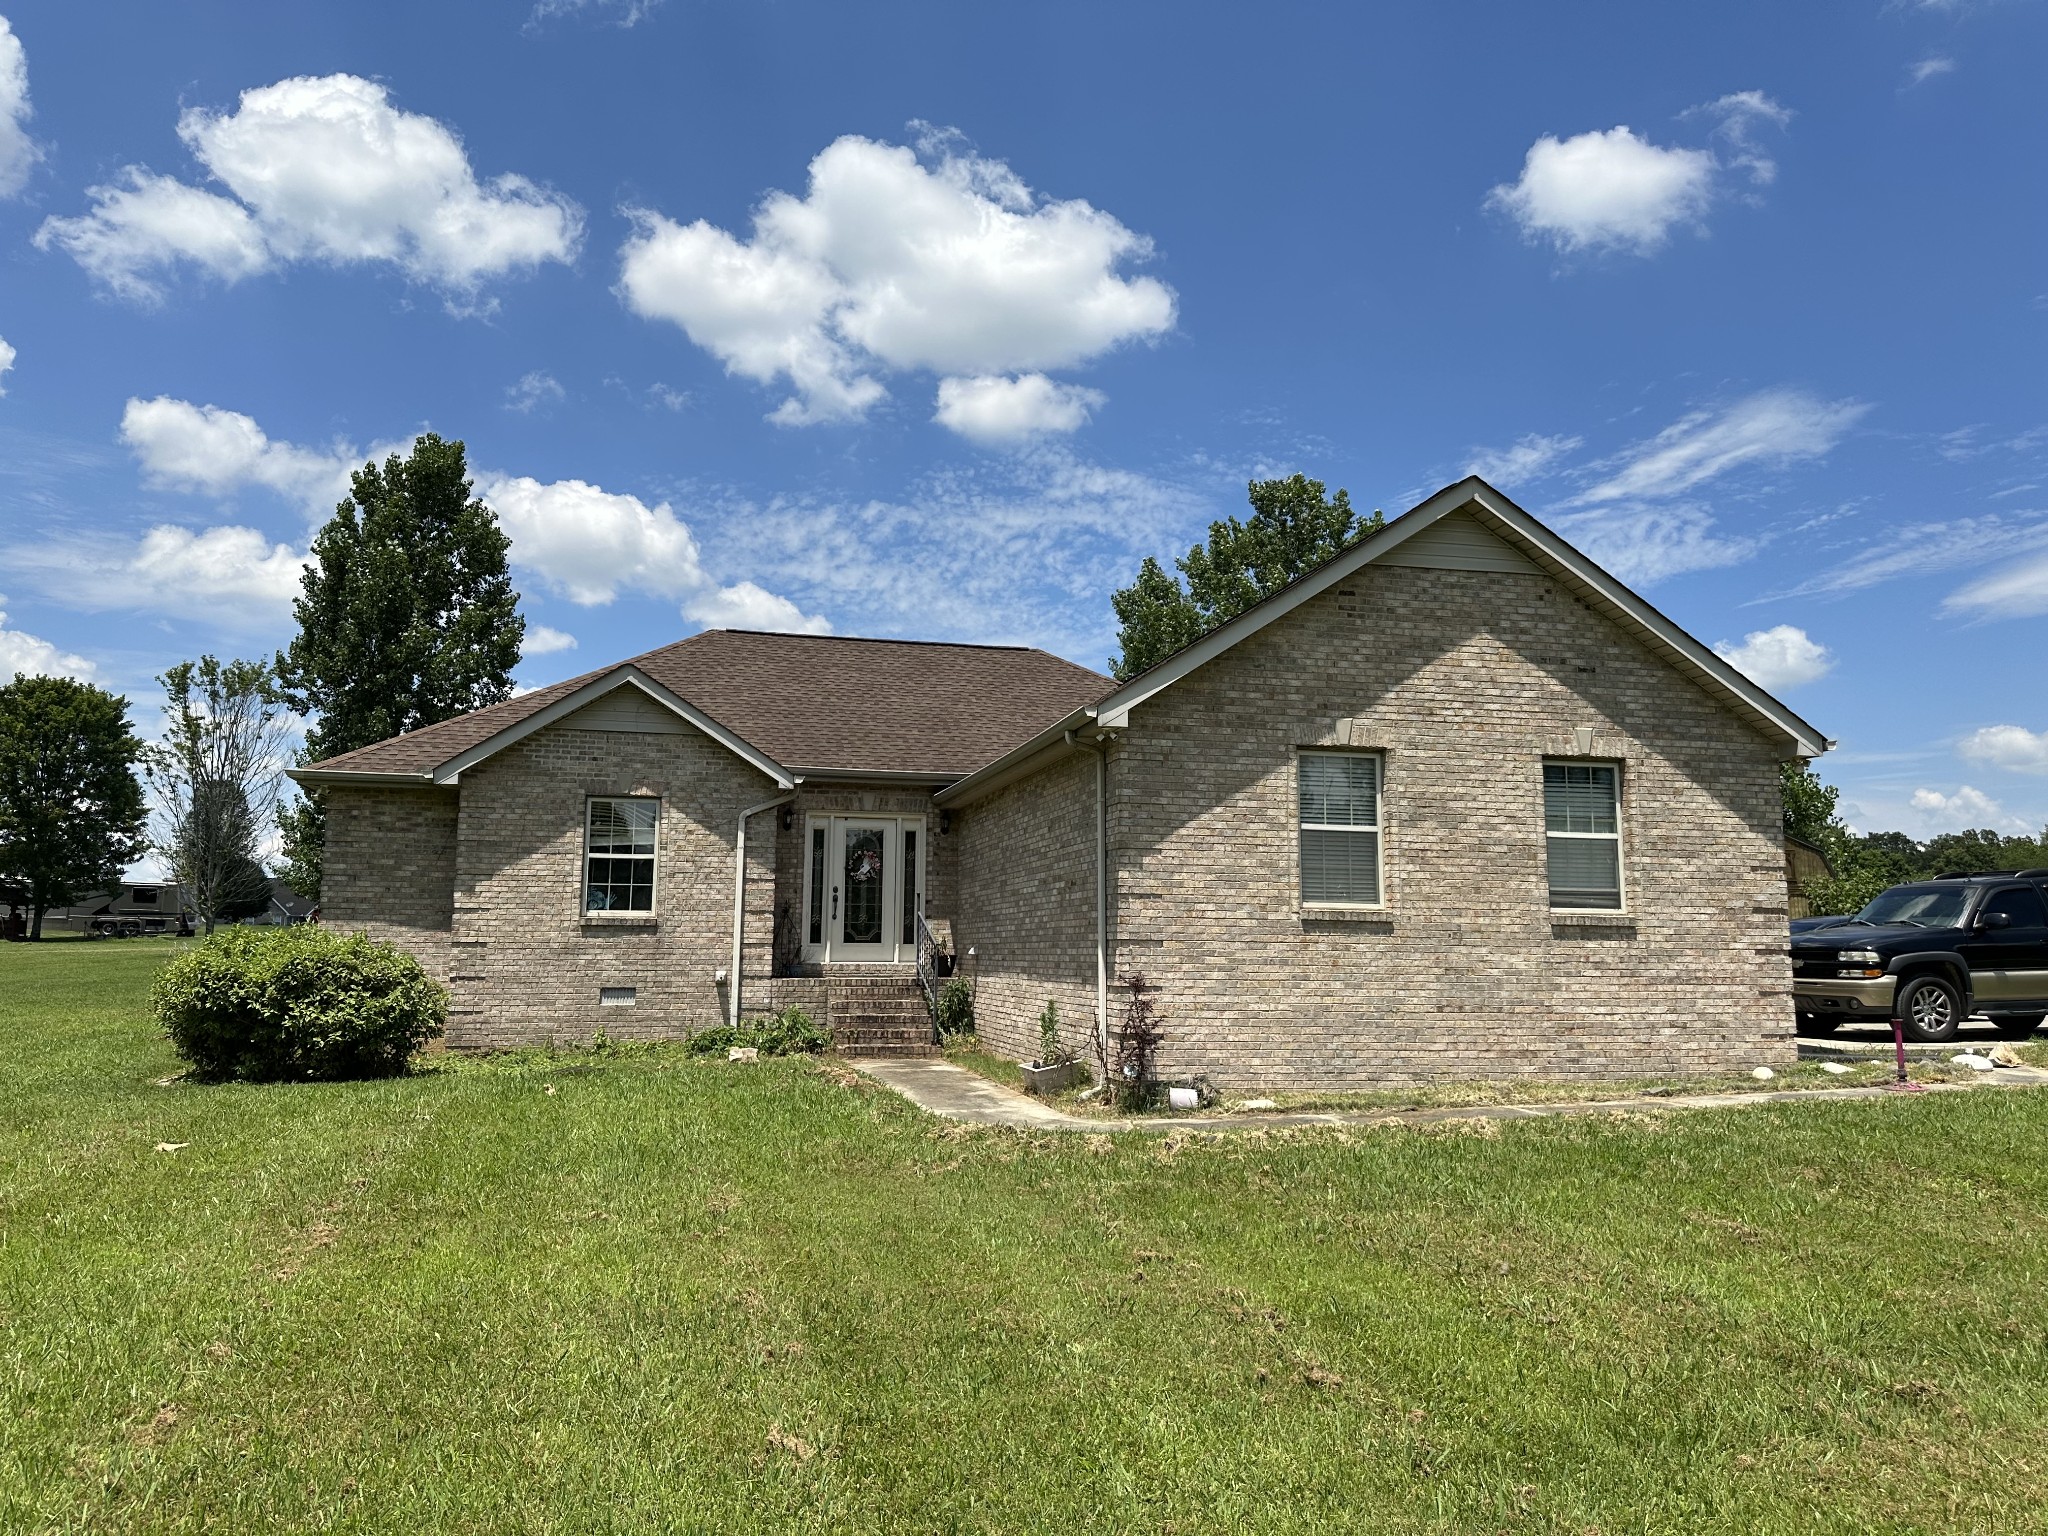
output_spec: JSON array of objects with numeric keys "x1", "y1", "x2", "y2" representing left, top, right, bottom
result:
[{"x1": 8, "y1": 942, "x2": 2048, "y2": 1534}]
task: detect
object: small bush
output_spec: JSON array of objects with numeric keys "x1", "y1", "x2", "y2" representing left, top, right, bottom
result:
[
  {"x1": 934, "y1": 978, "x2": 976, "y2": 1038},
  {"x1": 154, "y1": 926, "x2": 445, "y2": 1082},
  {"x1": 1036, "y1": 999, "x2": 1067, "y2": 1067},
  {"x1": 685, "y1": 1007, "x2": 829, "y2": 1057}
]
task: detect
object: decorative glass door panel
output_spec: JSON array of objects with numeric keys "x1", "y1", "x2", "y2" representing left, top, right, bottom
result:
[{"x1": 841, "y1": 825, "x2": 886, "y2": 945}]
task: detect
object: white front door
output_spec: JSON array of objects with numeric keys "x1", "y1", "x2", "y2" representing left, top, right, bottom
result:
[
  {"x1": 803, "y1": 815, "x2": 925, "y2": 964},
  {"x1": 832, "y1": 819, "x2": 895, "y2": 961}
]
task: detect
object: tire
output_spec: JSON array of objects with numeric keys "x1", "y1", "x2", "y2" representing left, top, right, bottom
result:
[
  {"x1": 1992, "y1": 1014, "x2": 2044, "y2": 1040},
  {"x1": 1798, "y1": 1013, "x2": 1842, "y2": 1036},
  {"x1": 1897, "y1": 974, "x2": 1963, "y2": 1044}
]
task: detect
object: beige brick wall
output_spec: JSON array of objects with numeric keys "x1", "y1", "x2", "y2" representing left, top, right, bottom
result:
[
  {"x1": 321, "y1": 785, "x2": 458, "y2": 982},
  {"x1": 954, "y1": 750, "x2": 1104, "y2": 1068},
  {"x1": 445, "y1": 724, "x2": 781, "y2": 1048},
  {"x1": 1096, "y1": 563, "x2": 1795, "y2": 1089}
]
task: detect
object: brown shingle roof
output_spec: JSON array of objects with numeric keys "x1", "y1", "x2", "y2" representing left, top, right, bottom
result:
[{"x1": 302, "y1": 629, "x2": 1113, "y2": 781}]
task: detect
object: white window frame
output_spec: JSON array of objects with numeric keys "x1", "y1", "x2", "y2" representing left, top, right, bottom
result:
[
  {"x1": 583, "y1": 796, "x2": 660, "y2": 916},
  {"x1": 1542, "y1": 760, "x2": 1625, "y2": 912},
  {"x1": 1297, "y1": 749, "x2": 1386, "y2": 910}
]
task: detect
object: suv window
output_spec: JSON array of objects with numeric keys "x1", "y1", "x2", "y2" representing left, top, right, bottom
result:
[
  {"x1": 1855, "y1": 885, "x2": 1971, "y2": 929},
  {"x1": 1981, "y1": 886, "x2": 2048, "y2": 927}
]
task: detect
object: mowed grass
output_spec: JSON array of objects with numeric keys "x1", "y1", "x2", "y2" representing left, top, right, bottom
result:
[{"x1": 7, "y1": 944, "x2": 2048, "y2": 1534}]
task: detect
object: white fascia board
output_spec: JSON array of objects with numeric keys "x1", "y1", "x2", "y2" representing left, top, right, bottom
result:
[
  {"x1": 431, "y1": 667, "x2": 794, "y2": 787},
  {"x1": 1094, "y1": 475, "x2": 1833, "y2": 760}
]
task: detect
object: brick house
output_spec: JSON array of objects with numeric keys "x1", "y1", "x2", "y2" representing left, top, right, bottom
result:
[{"x1": 292, "y1": 477, "x2": 1831, "y2": 1087}]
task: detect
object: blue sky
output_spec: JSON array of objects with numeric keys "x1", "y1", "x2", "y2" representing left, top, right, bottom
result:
[{"x1": 0, "y1": 0, "x2": 2044, "y2": 841}]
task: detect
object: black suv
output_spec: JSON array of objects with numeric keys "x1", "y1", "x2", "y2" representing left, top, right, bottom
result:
[{"x1": 1791, "y1": 872, "x2": 2048, "y2": 1042}]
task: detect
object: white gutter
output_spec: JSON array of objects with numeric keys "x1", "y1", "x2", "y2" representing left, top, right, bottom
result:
[
  {"x1": 729, "y1": 790, "x2": 798, "y2": 1030},
  {"x1": 1066, "y1": 728, "x2": 1113, "y2": 1074}
]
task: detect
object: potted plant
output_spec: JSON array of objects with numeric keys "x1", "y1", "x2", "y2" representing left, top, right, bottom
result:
[{"x1": 1021, "y1": 999, "x2": 1088, "y2": 1096}]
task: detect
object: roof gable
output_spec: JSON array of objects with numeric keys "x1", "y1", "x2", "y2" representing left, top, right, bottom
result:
[{"x1": 1094, "y1": 477, "x2": 1830, "y2": 758}]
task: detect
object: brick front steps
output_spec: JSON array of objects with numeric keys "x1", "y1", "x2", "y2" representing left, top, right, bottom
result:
[{"x1": 827, "y1": 970, "x2": 936, "y2": 1059}]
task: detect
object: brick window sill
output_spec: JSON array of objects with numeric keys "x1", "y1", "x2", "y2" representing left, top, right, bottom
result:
[
  {"x1": 1550, "y1": 911, "x2": 1636, "y2": 932},
  {"x1": 581, "y1": 914, "x2": 659, "y2": 930},
  {"x1": 1300, "y1": 906, "x2": 1394, "y2": 929}
]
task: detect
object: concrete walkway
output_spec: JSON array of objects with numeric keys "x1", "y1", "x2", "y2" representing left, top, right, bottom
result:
[{"x1": 852, "y1": 1054, "x2": 2048, "y2": 1134}]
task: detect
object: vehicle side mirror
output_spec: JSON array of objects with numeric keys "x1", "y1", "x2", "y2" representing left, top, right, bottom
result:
[{"x1": 1977, "y1": 911, "x2": 2011, "y2": 930}]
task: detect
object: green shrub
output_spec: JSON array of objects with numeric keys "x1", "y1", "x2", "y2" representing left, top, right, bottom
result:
[
  {"x1": 934, "y1": 978, "x2": 976, "y2": 1038},
  {"x1": 153, "y1": 926, "x2": 445, "y2": 1082},
  {"x1": 685, "y1": 1007, "x2": 829, "y2": 1057}
]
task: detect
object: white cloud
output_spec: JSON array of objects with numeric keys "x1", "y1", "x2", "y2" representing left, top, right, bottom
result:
[
  {"x1": 122, "y1": 396, "x2": 358, "y2": 509},
  {"x1": 0, "y1": 603, "x2": 94, "y2": 680},
  {"x1": 1960, "y1": 725, "x2": 2048, "y2": 775},
  {"x1": 933, "y1": 373, "x2": 1105, "y2": 445},
  {"x1": 1908, "y1": 56, "x2": 1958, "y2": 86},
  {"x1": 1576, "y1": 388, "x2": 1868, "y2": 504},
  {"x1": 1713, "y1": 624, "x2": 1833, "y2": 690},
  {"x1": 0, "y1": 334, "x2": 13, "y2": 393},
  {"x1": 36, "y1": 171, "x2": 271, "y2": 303},
  {"x1": 1945, "y1": 548, "x2": 2048, "y2": 617},
  {"x1": 696, "y1": 444, "x2": 1209, "y2": 661},
  {"x1": 522, "y1": 624, "x2": 578, "y2": 656},
  {"x1": 505, "y1": 370, "x2": 565, "y2": 413},
  {"x1": 37, "y1": 74, "x2": 581, "y2": 307},
  {"x1": 0, "y1": 16, "x2": 39, "y2": 199},
  {"x1": 0, "y1": 524, "x2": 306, "y2": 626},
  {"x1": 618, "y1": 126, "x2": 1174, "y2": 425},
  {"x1": 682, "y1": 581, "x2": 831, "y2": 635},
  {"x1": 1554, "y1": 503, "x2": 1755, "y2": 585},
  {"x1": 478, "y1": 473, "x2": 705, "y2": 604},
  {"x1": 527, "y1": 0, "x2": 664, "y2": 27},
  {"x1": 1909, "y1": 784, "x2": 2013, "y2": 832},
  {"x1": 1490, "y1": 93, "x2": 1790, "y2": 256},
  {"x1": 1487, "y1": 126, "x2": 1716, "y2": 255},
  {"x1": 1780, "y1": 514, "x2": 2048, "y2": 598},
  {"x1": 1465, "y1": 432, "x2": 1582, "y2": 487},
  {"x1": 649, "y1": 383, "x2": 689, "y2": 412},
  {"x1": 1686, "y1": 91, "x2": 1793, "y2": 186}
]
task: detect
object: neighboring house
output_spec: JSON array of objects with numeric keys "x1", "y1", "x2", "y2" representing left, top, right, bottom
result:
[
  {"x1": 292, "y1": 477, "x2": 1831, "y2": 1088},
  {"x1": 1785, "y1": 835, "x2": 1836, "y2": 919}
]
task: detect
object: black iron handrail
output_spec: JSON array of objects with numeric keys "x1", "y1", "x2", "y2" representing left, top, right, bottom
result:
[{"x1": 914, "y1": 909, "x2": 941, "y2": 1033}]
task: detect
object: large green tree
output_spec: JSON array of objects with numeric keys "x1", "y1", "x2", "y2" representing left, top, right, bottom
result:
[
  {"x1": 1110, "y1": 474, "x2": 1383, "y2": 679},
  {"x1": 275, "y1": 434, "x2": 525, "y2": 896},
  {"x1": 0, "y1": 675, "x2": 148, "y2": 938}
]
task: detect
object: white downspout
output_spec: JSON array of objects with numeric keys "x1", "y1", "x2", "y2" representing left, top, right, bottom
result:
[
  {"x1": 1066, "y1": 729, "x2": 1113, "y2": 1072},
  {"x1": 730, "y1": 790, "x2": 797, "y2": 1030}
]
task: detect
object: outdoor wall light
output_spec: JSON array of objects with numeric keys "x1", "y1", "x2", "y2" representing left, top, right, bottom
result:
[
  {"x1": 940, "y1": 810, "x2": 952, "y2": 834},
  {"x1": 781, "y1": 808, "x2": 795, "y2": 830}
]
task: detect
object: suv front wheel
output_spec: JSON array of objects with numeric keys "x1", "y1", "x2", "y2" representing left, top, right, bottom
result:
[{"x1": 1898, "y1": 974, "x2": 1963, "y2": 1044}]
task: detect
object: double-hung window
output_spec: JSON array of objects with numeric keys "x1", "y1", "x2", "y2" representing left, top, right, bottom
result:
[
  {"x1": 585, "y1": 797, "x2": 658, "y2": 913},
  {"x1": 1543, "y1": 762, "x2": 1622, "y2": 910},
  {"x1": 1299, "y1": 751, "x2": 1383, "y2": 906}
]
